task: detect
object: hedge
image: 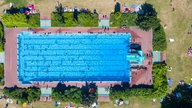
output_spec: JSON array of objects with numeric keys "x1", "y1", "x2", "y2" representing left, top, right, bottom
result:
[
  {"x1": 110, "y1": 63, "x2": 168, "y2": 100},
  {"x1": 110, "y1": 13, "x2": 137, "y2": 27},
  {"x1": 0, "y1": 22, "x2": 4, "y2": 52},
  {"x1": 136, "y1": 3, "x2": 167, "y2": 51},
  {"x1": 0, "y1": 64, "x2": 4, "y2": 85},
  {"x1": 3, "y1": 87, "x2": 40, "y2": 103},
  {"x1": 51, "y1": 12, "x2": 98, "y2": 27},
  {"x1": 2, "y1": 13, "x2": 40, "y2": 28},
  {"x1": 52, "y1": 83, "x2": 97, "y2": 107}
]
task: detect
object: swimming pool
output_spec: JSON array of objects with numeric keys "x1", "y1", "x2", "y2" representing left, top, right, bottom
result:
[{"x1": 17, "y1": 32, "x2": 132, "y2": 84}]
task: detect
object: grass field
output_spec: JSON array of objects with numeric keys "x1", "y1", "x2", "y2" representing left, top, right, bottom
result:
[{"x1": 0, "y1": 0, "x2": 192, "y2": 108}]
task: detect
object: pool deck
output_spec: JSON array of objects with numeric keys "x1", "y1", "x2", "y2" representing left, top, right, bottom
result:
[{"x1": 4, "y1": 27, "x2": 153, "y2": 88}]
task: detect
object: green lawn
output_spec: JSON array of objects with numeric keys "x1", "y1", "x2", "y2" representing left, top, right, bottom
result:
[{"x1": 0, "y1": 0, "x2": 191, "y2": 107}]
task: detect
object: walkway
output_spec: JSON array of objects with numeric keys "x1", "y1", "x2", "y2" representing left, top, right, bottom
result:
[
  {"x1": 98, "y1": 87, "x2": 110, "y2": 102},
  {"x1": 98, "y1": 14, "x2": 110, "y2": 28},
  {"x1": 0, "y1": 52, "x2": 4, "y2": 63},
  {"x1": 40, "y1": 14, "x2": 51, "y2": 28}
]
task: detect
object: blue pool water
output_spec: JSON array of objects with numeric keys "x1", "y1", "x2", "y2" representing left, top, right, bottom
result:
[{"x1": 17, "y1": 32, "x2": 133, "y2": 84}]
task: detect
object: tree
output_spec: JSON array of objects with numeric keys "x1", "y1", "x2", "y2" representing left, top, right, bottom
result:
[
  {"x1": 136, "y1": 15, "x2": 160, "y2": 31},
  {"x1": 136, "y1": 3, "x2": 167, "y2": 51},
  {"x1": 81, "y1": 83, "x2": 97, "y2": 107},
  {"x1": 136, "y1": 3, "x2": 159, "y2": 31},
  {"x1": 27, "y1": 87, "x2": 40, "y2": 102},
  {"x1": 161, "y1": 84, "x2": 192, "y2": 108}
]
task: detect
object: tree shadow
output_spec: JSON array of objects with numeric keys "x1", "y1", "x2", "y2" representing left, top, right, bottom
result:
[
  {"x1": 161, "y1": 83, "x2": 192, "y2": 108},
  {"x1": 3, "y1": 85, "x2": 19, "y2": 92},
  {"x1": 140, "y1": 3, "x2": 157, "y2": 16},
  {"x1": 112, "y1": 82, "x2": 153, "y2": 89},
  {"x1": 114, "y1": 2, "x2": 121, "y2": 13},
  {"x1": 81, "y1": 82, "x2": 97, "y2": 107},
  {"x1": 6, "y1": 7, "x2": 30, "y2": 14}
]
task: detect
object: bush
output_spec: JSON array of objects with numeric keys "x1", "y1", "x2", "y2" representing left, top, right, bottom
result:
[
  {"x1": 3, "y1": 87, "x2": 40, "y2": 103},
  {"x1": 81, "y1": 84, "x2": 97, "y2": 107},
  {"x1": 114, "y1": 12, "x2": 122, "y2": 20},
  {"x1": 28, "y1": 14, "x2": 40, "y2": 27},
  {"x1": 63, "y1": 12, "x2": 78, "y2": 27},
  {"x1": 51, "y1": 12, "x2": 65, "y2": 27},
  {"x1": 153, "y1": 26, "x2": 167, "y2": 51},
  {"x1": 78, "y1": 13, "x2": 98, "y2": 27},
  {"x1": 110, "y1": 13, "x2": 137, "y2": 27},
  {"x1": 52, "y1": 83, "x2": 97, "y2": 106},
  {"x1": 110, "y1": 63, "x2": 168, "y2": 100},
  {"x1": 2, "y1": 13, "x2": 28, "y2": 27},
  {"x1": 136, "y1": 3, "x2": 167, "y2": 51},
  {"x1": 0, "y1": 64, "x2": 4, "y2": 85},
  {"x1": 51, "y1": 12, "x2": 98, "y2": 27},
  {"x1": 52, "y1": 86, "x2": 81, "y2": 103},
  {"x1": 2, "y1": 13, "x2": 40, "y2": 28}
]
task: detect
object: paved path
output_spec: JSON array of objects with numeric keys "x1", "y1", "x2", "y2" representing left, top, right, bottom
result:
[{"x1": 98, "y1": 14, "x2": 110, "y2": 28}]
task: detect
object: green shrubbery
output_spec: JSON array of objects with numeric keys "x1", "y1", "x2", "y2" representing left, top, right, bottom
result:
[
  {"x1": 3, "y1": 87, "x2": 40, "y2": 103},
  {"x1": 51, "y1": 12, "x2": 65, "y2": 27},
  {"x1": 110, "y1": 63, "x2": 168, "y2": 100},
  {"x1": 63, "y1": 12, "x2": 78, "y2": 27},
  {"x1": 153, "y1": 26, "x2": 167, "y2": 51},
  {"x1": 111, "y1": 3, "x2": 167, "y2": 51},
  {"x1": 0, "y1": 64, "x2": 4, "y2": 85},
  {"x1": 78, "y1": 13, "x2": 98, "y2": 27},
  {"x1": 0, "y1": 22, "x2": 4, "y2": 52},
  {"x1": 27, "y1": 14, "x2": 40, "y2": 27},
  {"x1": 52, "y1": 86, "x2": 82, "y2": 103},
  {"x1": 110, "y1": 13, "x2": 137, "y2": 27},
  {"x1": 4, "y1": 84, "x2": 97, "y2": 106},
  {"x1": 2, "y1": 13, "x2": 27, "y2": 27},
  {"x1": 52, "y1": 83, "x2": 97, "y2": 107},
  {"x1": 2, "y1": 13, "x2": 40, "y2": 28},
  {"x1": 136, "y1": 3, "x2": 167, "y2": 51},
  {"x1": 51, "y1": 12, "x2": 98, "y2": 27}
]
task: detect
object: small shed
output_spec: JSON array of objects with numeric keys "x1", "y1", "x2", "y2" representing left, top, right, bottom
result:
[{"x1": 40, "y1": 88, "x2": 52, "y2": 101}]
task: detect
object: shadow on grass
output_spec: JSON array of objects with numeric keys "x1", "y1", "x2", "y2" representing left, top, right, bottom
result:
[
  {"x1": 161, "y1": 84, "x2": 192, "y2": 108},
  {"x1": 6, "y1": 7, "x2": 30, "y2": 14}
]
